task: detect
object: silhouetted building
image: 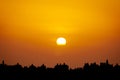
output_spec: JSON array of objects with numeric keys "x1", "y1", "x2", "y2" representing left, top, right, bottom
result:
[{"x1": 0, "y1": 60, "x2": 120, "y2": 80}]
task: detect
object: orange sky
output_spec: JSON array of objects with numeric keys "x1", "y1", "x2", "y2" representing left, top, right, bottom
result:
[{"x1": 0, "y1": 0, "x2": 120, "y2": 68}]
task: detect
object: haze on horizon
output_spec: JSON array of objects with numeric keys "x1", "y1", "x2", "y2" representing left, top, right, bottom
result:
[{"x1": 0, "y1": 0, "x2": 120, "y2": 68}]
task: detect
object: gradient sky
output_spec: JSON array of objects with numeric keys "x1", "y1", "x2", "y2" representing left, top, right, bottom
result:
[{"x1": 0, "y1": 0, "x2": 120, "y2": 68}]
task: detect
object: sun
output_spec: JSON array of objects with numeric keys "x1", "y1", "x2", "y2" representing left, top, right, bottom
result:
[{"x1": 56, "y1": 37, "x2": 66, "y2": 45}]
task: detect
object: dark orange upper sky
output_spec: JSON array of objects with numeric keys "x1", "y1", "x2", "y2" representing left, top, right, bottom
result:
[{"x1": 0, "y1": 0, "x2": 120, "y2": 68}]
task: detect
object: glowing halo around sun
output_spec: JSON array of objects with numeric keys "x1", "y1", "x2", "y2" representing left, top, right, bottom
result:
[{"x1": 56, "y1": 37, "x2": 66, "y2": 46}]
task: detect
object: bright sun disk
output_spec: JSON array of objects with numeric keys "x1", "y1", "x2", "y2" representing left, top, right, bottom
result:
[{"x1": 56, "y1": 37, "x2": 66, "y2": 45}]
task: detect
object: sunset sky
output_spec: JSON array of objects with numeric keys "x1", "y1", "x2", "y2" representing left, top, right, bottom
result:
[{"x1": 0, "y1": 0, "x2": 120, "y2": 68}]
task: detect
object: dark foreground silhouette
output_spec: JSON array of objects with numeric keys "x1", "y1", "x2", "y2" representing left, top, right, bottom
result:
[{"x1": 0, "y1": 60, "x2": 120, "y2": 80}]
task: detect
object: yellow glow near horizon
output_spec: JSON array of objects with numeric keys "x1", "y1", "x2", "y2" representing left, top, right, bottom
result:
[{"x1": 56, "y1": 37, "x2": 66, "y2": 45}]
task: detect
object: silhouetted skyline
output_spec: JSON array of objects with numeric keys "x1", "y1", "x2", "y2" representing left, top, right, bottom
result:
[{"x1": 0, "y1": 60, "x2": 120, "y2": 80}]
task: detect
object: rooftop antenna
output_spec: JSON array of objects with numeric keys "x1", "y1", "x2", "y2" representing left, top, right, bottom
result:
[{"x1": 2, "y1": 60, "x2": 4, "y2": 65}]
